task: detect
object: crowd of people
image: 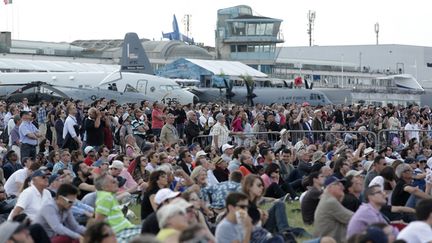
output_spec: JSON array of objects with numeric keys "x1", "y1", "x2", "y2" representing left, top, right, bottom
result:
[{"x1": 0, "y1": 97, "x2": 432, "y2": 243}]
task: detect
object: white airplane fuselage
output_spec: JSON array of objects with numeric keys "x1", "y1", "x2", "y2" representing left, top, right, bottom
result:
[{"x1": 0, "y1": 71, "x2": 197, "y2": 104}]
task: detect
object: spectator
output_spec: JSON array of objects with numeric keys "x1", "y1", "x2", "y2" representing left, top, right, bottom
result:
[
  {"x1": 215, "y1": 192, "x2": 252, "y2": 243},
  {"x1": 210, "y1": 113, "x2": 230, "y2": 150},
  {"x1": 347, "y1": 185, "x2": 391, "y2": 238},
  {"x1": 341, "y1": 174, "x2": 364, "y2": 212},
  {"x1": 0, "y1": 221, "x2": 34, "y2": 243},
  {"x1": 19, "y1": 111, "x2": 42, "y2": 160},
  {"x1": 397, "y1": 198, "x2": 432, "y2": 242},
  {"x1": 8, "y1": 169, "x2": 51, "y2": 221},
  {"x1": 4, "y1": 157, "x2": 33, "y2": 198},
  {"x1": 84, "y1": 107, "x2": 104, "y2": 149},
  {"x1": 313, "y1": 176, "x2": 353, "y2": 242},
  {"x1": 62, "y1": 104, "x2": 81, "y2": 151},
  {"x1": 94, "y1": 173, "x2": 141, "y2": 242},
  {"x1": 34, "y1": 184, "x2": 86, "y2": 243},
  {"x1": 83, "y1": 222, "x2": 116, "y2": 243},
  {"x1": 160, "y1": 113, "x2": 179, "y2": 147},
  {"x1": 184, "y1": 110, "x2": 202, "y2": 146},
  {"x1": 301, "y1": 171, "x2": 325, "y2": 225},
  {"x1": 72, "y1": 161, "x2": 95, "y2": 200}
]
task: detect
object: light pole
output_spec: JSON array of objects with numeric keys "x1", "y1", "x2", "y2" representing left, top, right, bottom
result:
[
  {"x1": 374, "y1": 22, "x2": 379, "y2": 45},
  {"x1": 307, "y1": 10, "x2": 316, "y2": 46}
]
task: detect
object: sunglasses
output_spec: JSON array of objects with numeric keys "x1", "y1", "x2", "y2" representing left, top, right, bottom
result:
[{"x1": 60, "y1": 196, "x2": 75, "y2": 205}]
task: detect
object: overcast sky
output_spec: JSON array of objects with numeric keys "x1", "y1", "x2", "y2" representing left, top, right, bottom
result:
[{"x1": 1, "y1": 0, "x2": 430, "y2": 47}]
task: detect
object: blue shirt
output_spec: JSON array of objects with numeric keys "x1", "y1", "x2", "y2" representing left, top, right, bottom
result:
[
  {"x1": 202, "y1": 181, "x2": 241, "y2": 209},
  {"x1": 52, "y1": 161, "x2": 75, "y2": 177},
  {"x1": 19, "y1": 121, "x2": 39, "y2": 145}
]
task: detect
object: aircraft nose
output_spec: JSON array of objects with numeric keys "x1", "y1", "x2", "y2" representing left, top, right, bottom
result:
[{"x1": 193, "y1": 95, "x2": 199, "y2": 104}]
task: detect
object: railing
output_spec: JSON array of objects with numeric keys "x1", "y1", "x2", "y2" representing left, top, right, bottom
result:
[
  {"x1": 377, "y1": 129, "x2": 428, "y2": 150},
  {"x1": 191, "y1": 130, "x2": 378, "y2": 150}
]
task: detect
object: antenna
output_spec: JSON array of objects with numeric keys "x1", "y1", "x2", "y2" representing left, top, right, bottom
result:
[
  {"x1": 374, "y1": 22, "x2": 379, "y2": 45},
  {"x1": 307, "y1": 10, "x2": 316, "y2": 46},
  {"x1": 183, "y1": 14, "x2": 192, "y2": 38}
]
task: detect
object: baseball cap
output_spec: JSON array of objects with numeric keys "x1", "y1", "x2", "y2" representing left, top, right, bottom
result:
[
  {"x1": 195, "y1": 150, "x2": 207, "y2": 158},
  {"x1": 188, "y1": 144, "x2": 198, "y2": 152},
  {"x1": 324, "y1": 176, "x2": 346, "y2": 187},
  {"x1": 31, "y1": 169, "x2": 50, "y2": 179},
  {"x1": 109, "y1": 160, "x2": 124, "y2": 170},
  {"x1": 405, "y1": 158, "x2": 416, "y2": 164},
  {"x1": 416, "y1": 155, "x2": 427, "y2": 162},
  {"x1": 107, "y1": 154, "x2": 118, "y2": 163},
  {"x1": 279, "y1": 128, "x2": 289, "y2": 136},
  {"x1": 154, "y1": 188, "x2": 180, "y2": 205},
  {"x1": 222, "y1": 144, "x2": 234, "y2": 152},
  {"x1": 84, "y1": 146, "x2": 95, "y2": 155},
  {"x1": 0, "y1": 221, "x2": 26, "y2": 243}
]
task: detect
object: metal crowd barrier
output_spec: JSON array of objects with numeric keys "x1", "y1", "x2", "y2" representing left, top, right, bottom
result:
[
  {"x1": 191, "y1": 130, "x2": 378, "y2": 150},
  {"x1": 377, "y1": 129, "x2": 428, "y2": 150}
]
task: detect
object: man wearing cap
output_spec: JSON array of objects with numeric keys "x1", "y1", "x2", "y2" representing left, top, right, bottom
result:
[
  {"x1": 141, "y1": 188, "x2": 180, "y2": 235},
  {"x1": 52, "y1": 150, "x2": 75, "y2": 177},
  {"x1": 95, "y1": 173, "x2": 141, "y2": 242},
  {"x1": 210, "y1": 113, "x2": 230, "y2": 150},
  {"x1": 34, "y1": 184, "x2": 86, "y2": 242},
  {"x1": 274, "y1": 129, "x2": 292, "y2": 152},
  {"x1": 109, "y1": 160, "x2": 138, "y2": 196},
  {"x1": 83, "y1": 146, "x2": 96, "y2": 166},
  {"x1": 0, "y1": 221, "x2": 34, "y2": 243},
  {"x1": 314, "y1": 176, "x2": 353, "y2": 242},
  {"x1": 84, "y1": 107, "x2": 105, "y2": 149},
  {"x1": 364, "y1": 155, "x2": 386, "y2": 191},
  {"x1": 347, "y1": 185, "x2": 391, "y2": 239},
  {"x1": 221, "y1": 143, "x2": 234, "y2": 163},
  {"x1": 156, "y1": 198, "x2": 192, "y2": 242},
  {"x1": 8, "y1": 169, "x2": 51, "y2": 221},
  {"x1": 19, "y1": 111, "x2": 43, "y2": 160}
]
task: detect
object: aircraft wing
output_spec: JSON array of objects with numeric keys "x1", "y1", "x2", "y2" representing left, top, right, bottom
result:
[
  {"x1": 162, "y1": 32, "x2": 175, "y2": 40},
  {"x1": 180, "y1": 34, "x2": 194, "y2": 44}
]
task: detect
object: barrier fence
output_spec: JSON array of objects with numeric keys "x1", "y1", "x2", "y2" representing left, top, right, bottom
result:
[
  {"x1": 192, "y1": 130, "x2": 379, "y2": 151},
  {"x1": 377, "y1": 129, "x2": 429, "y2": 151}
]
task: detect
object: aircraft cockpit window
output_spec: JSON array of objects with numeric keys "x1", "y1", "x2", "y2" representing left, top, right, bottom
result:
[{"x1": 124, "y1": 84, "x2": 139, "y2": 93}]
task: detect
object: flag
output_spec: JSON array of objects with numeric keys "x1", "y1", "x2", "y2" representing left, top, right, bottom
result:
[{"x1": 3, "y1": 0, "x2": 12, "y2": 5}]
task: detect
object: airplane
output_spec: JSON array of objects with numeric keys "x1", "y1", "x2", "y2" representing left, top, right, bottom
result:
[
  {"x1": 188, "y1": 76, "x2": 332, "y2": 106},
  {"x1": 162, "y1": 14, "x2": 194, "y2": 44},
  {"x1": 0, "y1": 33, "x2": 198, "y2": 105}
]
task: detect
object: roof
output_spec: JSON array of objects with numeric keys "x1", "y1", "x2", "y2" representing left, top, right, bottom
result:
[
  {"x1": 276, "y1": 58, "x2": 358, "y2": 67},
  {"x1": 0, "y1": 58, "x2": 118, "y2": 72},
  {"x1": 185, "y1": 58, "x2": 267, "y2": 77}
]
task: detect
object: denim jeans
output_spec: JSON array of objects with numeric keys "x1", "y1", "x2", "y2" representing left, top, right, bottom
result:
[{"x1": 264, "y1": 201, "x2": 290, "y2": 233}]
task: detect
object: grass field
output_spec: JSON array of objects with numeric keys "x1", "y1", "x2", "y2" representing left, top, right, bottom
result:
[{"x1": 131, "y1": 201, "x2": 315, "y2": 242}]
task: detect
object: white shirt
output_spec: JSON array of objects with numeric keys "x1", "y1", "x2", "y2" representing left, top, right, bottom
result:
[
  {"x1": 404, "y1": 122, "x2": 420, "y2": 142},
  {"x1": 207, "y1": 170, "x2": 219, "y2": 186},
  {"x1": 8, "y1": 184, "x2": 52, "y2": 221},
  {"x1": 4, "y1": 168, "x2": 29, "y2": 197},
  {"x1": 397, "y1": 221, "x2": 432, "y2": 243},
  {"x1": 63, "y1": 115, "x2": 78, "y2": 139}
]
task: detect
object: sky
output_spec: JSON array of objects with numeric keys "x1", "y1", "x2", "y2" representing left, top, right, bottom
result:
[{"x1": 0, "y1": 0, "x2": 431, "y2": 47}]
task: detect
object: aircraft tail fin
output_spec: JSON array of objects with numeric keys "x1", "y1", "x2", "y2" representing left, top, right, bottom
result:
[{"x1": 120, "y1": 32, "x2": 154, "y2": 75}]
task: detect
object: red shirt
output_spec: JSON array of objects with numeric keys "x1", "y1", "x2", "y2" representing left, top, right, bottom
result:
[
  {"x1": 151, "y1": 108, "x2": 164, "y2": 129},
  {"x1": 84, "y1": 156, "x2": 94, "y2": 166}
]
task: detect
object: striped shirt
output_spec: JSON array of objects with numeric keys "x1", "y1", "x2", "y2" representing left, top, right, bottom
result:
[{"x1": 95, "y1": 191, "x2": 134, "y2": 233}]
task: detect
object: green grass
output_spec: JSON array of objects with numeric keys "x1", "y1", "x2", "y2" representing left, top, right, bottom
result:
[{"x1": 130, "y1": 201, "x2": 315, "y2": 242}]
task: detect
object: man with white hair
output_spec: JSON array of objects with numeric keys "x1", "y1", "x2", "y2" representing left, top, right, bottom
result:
[
  {"x1": 184, "y1": 110, "x2": 202, "y2": 146},
  {"x1": 210, "y1": 113, "x2": 230, "y2": 150}
]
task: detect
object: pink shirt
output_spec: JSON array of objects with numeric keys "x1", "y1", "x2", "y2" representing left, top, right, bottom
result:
[
  {"x1": 151, "y1": 109, "x2": 164, "y2": 129},
  {"x1": 261, "y1": 173, "x2": 278, "y2": 189},
  {"x1": 119, "y1": 168, "x2": 138, "y2": 192}
]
